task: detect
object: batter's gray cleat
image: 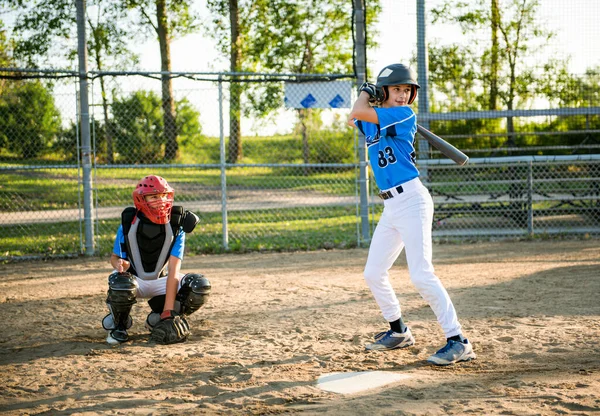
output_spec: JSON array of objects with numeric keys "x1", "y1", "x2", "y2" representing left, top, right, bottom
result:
[
  {"x1": 366, "y1": 328, "x2": 415, "y2": 351},
  {"x1": 427, "y1": 339, "x2": 476, "y2": 366},
  {"x1": 373, "y1": 330, "x2": 388, "y2": 341},
  {"x1": 106, "y1": 329, "x2": 129, "y2": 345}
]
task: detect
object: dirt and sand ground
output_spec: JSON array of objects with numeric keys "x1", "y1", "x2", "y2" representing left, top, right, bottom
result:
[{"x1": 1, "y1": 239, "x2": 599, "y2": 415}]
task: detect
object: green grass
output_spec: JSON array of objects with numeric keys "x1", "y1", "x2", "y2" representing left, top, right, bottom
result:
[
  {"x1": 0, "y1": 166, "x2": 357, "y2": 211},
  {"x1": 0, "y1": 221, "x2": 83, "y2": 257},
  {"x1": 0, "y1": 206, "x2": 360, "y2": 258}
]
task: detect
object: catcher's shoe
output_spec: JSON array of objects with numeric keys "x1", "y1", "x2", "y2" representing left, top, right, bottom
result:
[
  {"x1": 106, "y1": 328, "x2": 129, "y2": 345},
  {"x1": 365, "y1": 327, "x2": 415, "y2": 351},
  {"x1": 427, "y1": 339, "x2": 476, "y2": 366}
]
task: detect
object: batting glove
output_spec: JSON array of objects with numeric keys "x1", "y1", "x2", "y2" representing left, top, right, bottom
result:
[{"x1": 359, "y1": 82, "x2": 385, "y2": 103}]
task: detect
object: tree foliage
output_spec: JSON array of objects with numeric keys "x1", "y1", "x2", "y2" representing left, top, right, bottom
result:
[
  {"x1": 1, "y1": 0, "x2": 75, "y2": 67},
  {"x1": 427, "y1": 0, "x2": 596, "y2": 150},
  {"x1": 431, "y1": 0, "x2": 555, "y2": 113},
  {"x1": 0, "y1": 81, "x2": 62, "y2": 158},
  {"x1": 206, "y1": 0, "x2": 380, "y2": 164},
  {"x1": 2, "y1": 0, "x2": 138, "y2": 68},
  {"x1": 111, "y1": 90, "x2": 201, "y2": 164},
  {"x1": 1, "y1": 0, "x2": 141, "y2": 164},
  {"x1": 0, "y1": 21, "x2": 11, "y2": 68},
  {"x1": 122, "y1": 0, "x2": 200, "y2": 161},
  {"x1": 208, "y1": 0, "x2": 380, "y2": 117}
]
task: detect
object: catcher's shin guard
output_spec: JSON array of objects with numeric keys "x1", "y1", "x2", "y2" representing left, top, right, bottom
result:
[
  {"x1": 176, "y1": 273, "x2": 211, "y2": 316},
  {"x1": 104, "y1": 272, "x2": 138, "y2": 333}
]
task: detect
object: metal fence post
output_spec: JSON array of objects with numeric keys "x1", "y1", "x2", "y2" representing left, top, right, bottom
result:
[
  {"x1": 417, "y1": 0, "x2": 431, "y2": 181},
  {"x1": 76, "y1": 0, "x2": 94, "y2": 255},
  {"x1": 527, "y1": 161, "x2": 534, "y2": 236},
  {"x1": 218, "y1": 76, "x2": 229, "y2": 249},
  {"x1": 353, "y1": 0, "x2": 371, "y2": 246}
]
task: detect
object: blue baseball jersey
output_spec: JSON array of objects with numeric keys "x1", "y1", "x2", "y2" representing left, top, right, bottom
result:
[
  {"x1": 112, "y1": 225, "x2": 186, "y2": 260},
  {"x1": 356, "y1": 106, "x2": 419, "y2": 190}
]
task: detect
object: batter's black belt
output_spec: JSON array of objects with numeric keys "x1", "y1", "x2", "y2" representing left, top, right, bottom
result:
[{"x1": 378, "y1": 185, "x2": 404, "y2": 200}]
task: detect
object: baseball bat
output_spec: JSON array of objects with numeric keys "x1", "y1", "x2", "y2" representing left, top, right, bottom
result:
[{"x1": 416, "y1": 125, "x2": 469, "y2": 166}]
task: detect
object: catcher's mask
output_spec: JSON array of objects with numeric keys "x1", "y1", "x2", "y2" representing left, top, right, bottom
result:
[
  {"x1": 132, "y1": 175, "x2": 174, "y2": 224},
  {"x1": 376, "y1": 63, "x2": 420, "y2": 105}
]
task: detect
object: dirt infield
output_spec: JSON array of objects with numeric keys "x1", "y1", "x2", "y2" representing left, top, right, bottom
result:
[{"x1": 1, "y1": 240, "x2": 599, "y2": 415}]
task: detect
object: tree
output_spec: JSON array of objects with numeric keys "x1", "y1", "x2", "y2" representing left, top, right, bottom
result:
[
  {"x1": 0, "y1": 21, "x2": 13, "y2": 95},
  {"x1": 206, "y1": 0, "x2": 243, "y2": 163},
  {"x1": 111, "y1": 90, "x2": 201, "y2": 164},
  {"x1": 535, "y1": 63, "x2": 600, "y2": 147},
  {"x1": 86, "y1": 3, "x2": 139, "y2": 164},
  {"x1": 490, "y1": 0, "x2": 500, "y2": 110},
  {"x1": 124, "y1": 0, "x2": 199, "y2": 161},
  {"x1": 1, "y1": 0, "x2": 75, "y2": 68},
  {"x1": 207, "y1": 0, "x2": 381, "y2": 164},
  {"x1": 0, "y1": 81, "x2": 62, "y2": 158},
  {"x1": 2, "y1": 0, "x2": 139, "y2": 164},
  {"x1": 431, "y1": 0, "x2": 559, "y2": 146},
  {"x1": 426, "y1": 44, "x2": 505, "y2": 151},
  {"x1": 54, "y1": 120, "x2": 108, "y2": 162}
]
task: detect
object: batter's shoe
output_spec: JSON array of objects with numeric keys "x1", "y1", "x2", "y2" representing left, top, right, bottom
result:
[
  {"x1": 427, "y1": 339, "x2": 476, "y2": 366},
  {"x1": 106, "y1": 329, "x2": 129, "y2": 345},
  {"x1": 365, "y1": 328, "x2": 415, "y2": 351}
]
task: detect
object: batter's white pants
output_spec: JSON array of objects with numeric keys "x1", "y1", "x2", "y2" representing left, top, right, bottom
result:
[{"x1": 363, "y1": 178, "x2": 463, "y2": 338}]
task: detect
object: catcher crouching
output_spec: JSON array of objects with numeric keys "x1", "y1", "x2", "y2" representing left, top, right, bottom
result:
[{"x1": 102, "y1": 175, "x2": 211, "y2": 345}]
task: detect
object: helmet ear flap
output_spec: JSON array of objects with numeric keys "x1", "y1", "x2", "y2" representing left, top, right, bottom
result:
[
  {"x1": 381, "y1": 86, "x2": 388, "y2": 103},
  {"x1": 407, "y1": 85, "x2": 418, "y2": 105}
]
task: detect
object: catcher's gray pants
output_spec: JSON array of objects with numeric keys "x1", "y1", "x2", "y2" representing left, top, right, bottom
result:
[{"x1": 363, "y1": 178, "x2": 463, "y2": 339}]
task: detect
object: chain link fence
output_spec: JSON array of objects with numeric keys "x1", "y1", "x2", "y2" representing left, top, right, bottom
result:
[
  {"x1": 424, "y1": 158, "x2": 600, "y2": 238},
  {"x1": 1, "y1": 70, "x2": 599, "y2": 260}
]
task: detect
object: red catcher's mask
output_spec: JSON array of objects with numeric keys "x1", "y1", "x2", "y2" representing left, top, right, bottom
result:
[{"x1": 132, "y1": 175, "x2": 174, "y2": 224}]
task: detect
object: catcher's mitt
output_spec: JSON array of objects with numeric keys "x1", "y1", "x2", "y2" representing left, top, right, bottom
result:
[{"x1": 149, "y1": 311, "x2": 190, "y2": 344}]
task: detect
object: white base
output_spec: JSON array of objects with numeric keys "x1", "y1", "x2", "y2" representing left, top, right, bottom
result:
[{"x1": 317, "y1": 371, "x2": 411, "y2": 395}]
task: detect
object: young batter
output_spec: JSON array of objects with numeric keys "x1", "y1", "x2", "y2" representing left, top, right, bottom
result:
[{"x1": 347, "y1": 63, "x2": 476, "y2": 365}]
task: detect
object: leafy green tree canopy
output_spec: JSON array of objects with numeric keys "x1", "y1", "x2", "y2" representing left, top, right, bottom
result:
[
  {"x1": 207, "y1": 0, "x2": 381, "y2": 117},
  {"x1": 0, "y1": 81, "x2": 62, "y2": 158},
  {"x1": 111, "y1": 90, "x2": 201, "y2": 164}
]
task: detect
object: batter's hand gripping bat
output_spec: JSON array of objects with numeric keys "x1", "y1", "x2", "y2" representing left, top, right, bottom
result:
[{"x1": 417, "y1": 125, "x2": 469, "y2": 166}]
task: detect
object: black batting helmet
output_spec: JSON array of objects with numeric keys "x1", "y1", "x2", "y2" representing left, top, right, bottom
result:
[{"x1": 376, "y1": 63, "x2": 420, "y2": 105}]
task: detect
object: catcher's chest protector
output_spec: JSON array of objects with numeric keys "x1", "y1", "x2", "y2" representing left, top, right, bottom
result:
[{"x1": 122, "y1": 207, "x2": 184, "y2": 280}]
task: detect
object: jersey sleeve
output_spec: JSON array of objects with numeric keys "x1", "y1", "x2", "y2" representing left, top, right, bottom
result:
[
  {"x1": 112, "y1": 225, "x2": 126, "y2": 258},
  {"x1": 355, "y1": 119, "x2": 380, "y2": 140},
  {"x1": 170, "y1": 231, "x2": 186, "y2": 260}
]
